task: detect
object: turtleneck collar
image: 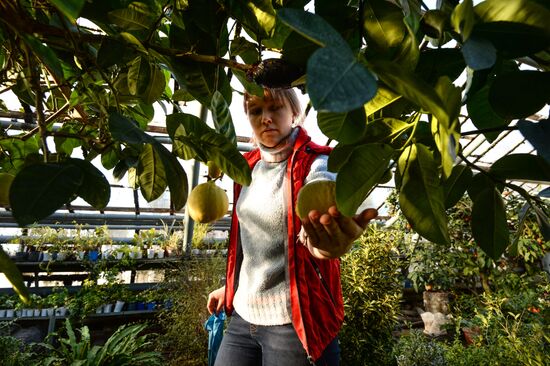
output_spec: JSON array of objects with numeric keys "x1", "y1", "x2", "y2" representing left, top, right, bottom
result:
[{"x1": 258, "y1": 127, "x2": 299, "y2": 163}]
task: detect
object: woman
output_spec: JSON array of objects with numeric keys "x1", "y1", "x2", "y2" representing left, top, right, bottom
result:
[{"x1": 207, "y1": 87, "x2": 377, "y2": 366}]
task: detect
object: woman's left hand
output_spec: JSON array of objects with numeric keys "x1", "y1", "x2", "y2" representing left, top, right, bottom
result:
[{"x1": 300, "y1": 206, "x2": 378, "y2": 259}]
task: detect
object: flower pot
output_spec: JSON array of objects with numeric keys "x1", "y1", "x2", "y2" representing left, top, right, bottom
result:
[
  {"x1": 6, "y1": 309, "x2": 14, "y2": 318},
  {"x1": 88, "y1": 250, "x2": 99, "y2": 261},
  {"x1": 27, "y1": 251, "x2": 40, "y2": 262},
  {"x1": 77, "y1": 251, "x2": 86, "y2": 260},
  {"x1": 95, "y1": 306, "x2": 103, "y2": 314},
  {"x1": 127, "y1": 302, "x2": 137, "y2": 311},
  {"x1": 114, "y1": 300, "x2": 125, "y2": 312},
  {"x1": 46, "y1": 308, "x2": 54, "y2": 317},
  {"x1": 24, "y1": 309, "x2": 33, "y2": 317},
  {"x1": 116, "y1": 252, "x2": 124, "y2": 260},
  {"x1": 136, "y1": 301, "x2": 146, "y2": 311},
  {"x1": 56, "y1": 252, "x2": 67, "y2": 261},
  {"x1": 55, "y1": 307, "x2": 67, "y2": 317},
  {"x1": 103, "y1": 303, "x2": 113, "y2": 313},
  {"x1": 146, "y1": 301, "x2": 156, "y2": 311},
  {"x1": 157, "y1": 250, "x2": 165, "y2": 259},
  {"x1": 136, "y1": 250, "x2": 143, "y2": 259},
  {"x1": 14, "y1": 251, "x2": 27, "y2": 261},
  {"x1": 15, "y1": 310, "x2": 23, "y2": 317},
  {"x1": 41, "y1": 252, "x2": 51, "y2": 262},
  {"x1": 0, "y1": 309, "x2": 6, "y2": 317},
  {"x1": 33, "y1": 309, "x2": 40, "y2": 317},
  {"x1": 164, "y1": 299, "x2": 173, "y2": 309},
  {"x1": 41, "y1": 308, "x2": 48, "y2": 317},
  {"x1": 147, "y1": 249, "x2": 155, "y2": 259}
]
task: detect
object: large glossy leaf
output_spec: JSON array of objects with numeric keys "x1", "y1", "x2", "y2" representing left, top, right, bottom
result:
[
  {"x1": 471, "y1": 185, "x2": 509, "y2": 260},
  {"x1": 97, "y1": 38, "x2": 137, "y2": 68},
  {"x1": 317, "y1": 108, "x2": 366, "y2": 144},
  {"x1": 473, "y1": 22, "x2": 550, "y2": 59},
  {"x1": 151, "y1": 142, "x2": 188, "y2": 210},
  {"x1": 141, "y1": 65, "x2": 166, "y2": 104},
  {"x1": 327, "y1": 143, "x2": 355, "y2": 173},
  {"x1": 22, "y1": 35, "x2": 64, "y2": 81},
  {"x1": 211, "y1": 91, "x2": 237, "y2": 146},
  {"x1": 362, "y1": 0, "x2": 407, "y2": 51},
  {"x1": 198, "y1": 132, "x2": 252, "y2": 186},
  {"x1": 415, "y1": 48, "x2": 466, "y2": 85},
  {"x1": 107, "y1": 6, "x2": 155, "y2": 31},
  {"x1": 230, "y1": 36, "x2": 260, "y2": 64},
  {"x1": 166, "y1": 113, "x2": 252, "y2": 185},
  {"x1": 364, "y1": 85, "x2": 402, "y2": 117},
  {"x1": 432, "y1": 77, "x2": 461, "y2": 178},
  {"x1": 517, "y1": 119, "x2": 550, "y2": 164},
  {"x1": 443, "y1": 165, "x2": 473, "y2": 209},
  {"x1": 67, "y1": 158, "x2": 110, "y2": 210},
  {"x1": 109, "y1": 111, "x2": 153, "y2": 145},
  {"x1": 170, "y1": 58, "x2": 232, "y2": 106},
  {"x1": 138, "y1": 144, "x2": 168, "y2": 202},
  {"x1": 10, "y1": 163, "x2": 83, "y2": 226},
  {"x1": 489, "y1": 71, "x2": 550, "y2": 119},
  {"x1": 474, "y1": 0, "x2": 550, "y2": 32},
  {"x1": 466, "y1": 85, "x2": 508, "y2": 143},
  {"x1": 128, "y1": 56, "x2": 151, "y2": 96},
  {"x1": 222, "y1": 0, "x2": 276, "y2": 39},
  {"x1": 48, "y1": 0, "x2": 85, "y2": 22},
  {"x1": 277, "y1": 8, "x2": 347, "y2": 48},
  {"x1": 398, "y1": 144, "x2": 450, "y2": 245},
  {"x1": 281, "y1": 31, "x2": 319, "y2": 67},
  {"x1": 336, "y1": 143, "x2": 395, "y2": 216},
  {"x1": 363, "y1": 118, "x2": 410, "y2": 145},
  {"x1": 489, "y1": 154, "x2": 550, "y2": 182},
  {"x1": 307, "y1": 46, "x2": 378, "y2": 113},
  {"x1": 451, "y1": 0, "x2": 475, "y2": 40},
  {"x1": 0, "y1": 248, "x2": 30, "y2": 304}
]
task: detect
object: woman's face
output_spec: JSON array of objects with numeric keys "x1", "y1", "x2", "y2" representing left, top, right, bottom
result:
[{"x1": 246, "y1": 93, "x2": 295, "y2": 148}]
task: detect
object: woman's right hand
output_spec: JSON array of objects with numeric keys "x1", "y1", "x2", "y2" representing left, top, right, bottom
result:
[{"x1": 207, "y1": 286, "x2": 225, "y2": 315}]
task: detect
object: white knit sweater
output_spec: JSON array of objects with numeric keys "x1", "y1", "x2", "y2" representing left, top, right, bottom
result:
[{"x1": 233, "y1": 129, "x2": 336, "y2": 325}]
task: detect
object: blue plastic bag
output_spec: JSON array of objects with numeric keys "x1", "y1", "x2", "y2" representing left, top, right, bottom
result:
[{"x1": 204, "y1": 311, "x2": 226, "y2": 366}]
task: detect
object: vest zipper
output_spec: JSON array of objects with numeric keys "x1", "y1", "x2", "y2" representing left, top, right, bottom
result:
[{"x1": 308, "y1": 257, "x2": 337, "y2": 307}]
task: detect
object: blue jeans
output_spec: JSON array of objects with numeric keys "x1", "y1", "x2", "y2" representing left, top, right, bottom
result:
[{"x1": 214, "y1": 312, "x2": 340, "y2": 366}]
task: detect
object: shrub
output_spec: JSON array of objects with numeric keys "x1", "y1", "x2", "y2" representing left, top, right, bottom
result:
[
  {"x1": 339, "y1": 225, "x2": 403, "y2": 366},
  {"x1": 154, "y1": 254, "x2": 226, "y2": 365},
  {"x1": 392, "y1": 330, "x2": 446, "y2": 366}
]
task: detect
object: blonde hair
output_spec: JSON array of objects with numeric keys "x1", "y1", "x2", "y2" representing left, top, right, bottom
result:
[{"x1": 243, "y1": 88, "x2": 303, "y2": 126}]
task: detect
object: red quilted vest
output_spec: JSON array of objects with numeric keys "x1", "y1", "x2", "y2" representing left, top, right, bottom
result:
[{"x1": 224, "y1": 127, "x2": 344, "y2": 361}]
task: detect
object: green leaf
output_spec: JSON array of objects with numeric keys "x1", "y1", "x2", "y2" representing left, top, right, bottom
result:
[
  {"x1": 22, "y1": 35, "x2": 64, "y2": 81},
  {"x1": 232, "y1": 69, "x2": 264, "y2": 96},
  {"x1": 364, "y1": 86, "x2": 402, "y2": 117},
  {"x1": 97, "y1": 38, "x2": 137, "y2": 68},
  {"x1": 107, "y1": 7, "x2": 155, "y2": 31},
  {"x1": 432, "y1": 77, "x2": 461, "y2": 178},
  {"x1": 517, "y1": 119, "x2": 550, "y2": 165},
  {"x1": 451, "y1": 0, "x2": 475, "y2": 40},
  {"x1": 466, "y1": 84, "x2": 509, "y2": 143},
  {"x1": 489, "y1": 154, "x2": 550, "y2": 182},
  {"x1": 101, "y1": 147, "x2": 119, "y2": 170},
  {"x1": 224, "y1": 0, "x2": 276, "y2": 39},
  {"x1": 141, "y1": 65, "x2": 166, "y2": 104},
  {"x1": 474, "y1": 0, "x2": 550, "y2": 32},
  {"x1": 488, "y1": 71, "x2": 550, "y2": 119},
  {"x1": 336, "y1": 143, "x2": 395, "y2": 216},
  {"x1": 0, "y1": 248, "x2": 30, "y2": 304},
  {"x1": 473, "y1": 22, "x2": 550, "y2": 59},
  {"x1": 317, "y1": 108, "x2": 366, "y2": 144},
  {"x1": 307, "y1": 46, "x2": 377, "y2": 113},
  {"x1": 211, "y1": 91, "x2": 237, "y2": 146},
  {"x1": 151, "y1": 142, "x2": 188, "y2": 210},
  {"x1": 415, "y1": 48, "x2": 466, "y2": 85},
  {"x1": 48, "y1": 0, "x2": 85, "y2": 22},
  {"x1": 138, "y1": 144, "x2": 168, "y2": 202},
  {"x1": 420, "y1": 10, "x2": 447, "y2": 40},
  {"x1": 281, "y1": 31, "x2": 319, "y2": 67},
  {"x1": 54, "y1": 124, "x2": 82, "y2": 156},
  {"x1": 109, "y1": 111, "x2": 153, "y2": 145},
  {"x1": 443, "y1": 165, "x2": 473, "y2": 209},
  {"x1": 362, "y1": 0, "x2": 407, "y2": 51},
  {"x1": 199, "y1": 132, "x2": 252, "y2": 186},
  {"x1": 327, "y1": 143, "x2": 355, "y2": 173},
  {"x1": 398, "y1": 144, "x2": 450, "y2": 245},
  {"x1": 363, "y1": 118, "x2": 410, "y2": 144},
  {"x1": 128, "y1": 56, "x2": 151, "y2": 96},
  {"x1": 10, "y1": 163, "x2": 83, "y2": 226},
  {"x1": 277, "y1": 8, "x2": 347, "y2": 48},
  {"x1": 67, "y1": 158, "x2": 110, "y2": 210},
  {"x1": 230, "y1": 36, "x2": 260, "y2": 64},
  {"x1": 471, "y1": 186, "x2": 509, "y2": 260},
  {"x1": 166, "y1": 113, "x2": 207, "y2": 160}
]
